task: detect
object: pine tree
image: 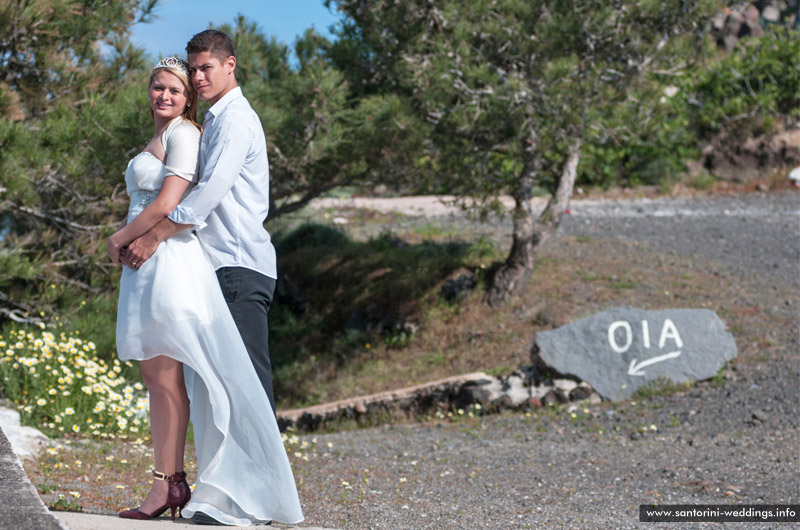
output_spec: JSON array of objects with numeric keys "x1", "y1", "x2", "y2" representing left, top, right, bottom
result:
[
  {"x1": 328, "y1": 0, "x2": 718, "y2": 305},
  {"x1": 0, "y1": 0, "x2": 155, "y2": 344}
]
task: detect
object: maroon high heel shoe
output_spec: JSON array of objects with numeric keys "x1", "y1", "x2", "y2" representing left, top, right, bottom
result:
[{"x1": 119, "y1": 470, "x2": 191, "y2": 520}]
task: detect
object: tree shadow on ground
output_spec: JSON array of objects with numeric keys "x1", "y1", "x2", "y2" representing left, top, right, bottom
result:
[{"x1": 270, "y1": 222, "x2": 492, "y2": 407}]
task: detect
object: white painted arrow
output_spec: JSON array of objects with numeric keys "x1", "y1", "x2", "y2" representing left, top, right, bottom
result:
[{"x1": 628, "y1": 350, "x2": 682, "y2": 376}]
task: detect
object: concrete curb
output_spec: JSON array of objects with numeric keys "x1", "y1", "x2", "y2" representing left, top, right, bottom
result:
[{"x1": 0, "y1": 425, "x2": 65, "y2": 530}]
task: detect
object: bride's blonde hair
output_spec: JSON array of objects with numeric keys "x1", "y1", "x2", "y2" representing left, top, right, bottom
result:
[{"x1": 149, "y1": 57, "x2": 201, "y2": 130}]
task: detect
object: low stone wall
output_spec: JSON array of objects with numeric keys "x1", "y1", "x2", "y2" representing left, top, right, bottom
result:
[{"x1": 277, "y1": 368, "x2": 599, "y2": 433}]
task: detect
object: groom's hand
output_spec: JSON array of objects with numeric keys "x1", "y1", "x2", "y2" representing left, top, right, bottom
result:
[{"x1": 122, "y1": 232, "x2": 159, "y2": 270}]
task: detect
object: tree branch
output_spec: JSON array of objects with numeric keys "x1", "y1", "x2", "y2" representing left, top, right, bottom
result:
[{"x1": 2, "y1": 202, "x2": 106, "y2": 232}]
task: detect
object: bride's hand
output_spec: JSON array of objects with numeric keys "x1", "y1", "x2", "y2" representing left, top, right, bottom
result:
[
  {"x1": 107, "y1": 236, "x2": 123, "y2": 265},
  {"x1": 123, "y1": 232, "x2": 159, "y2": 270}
]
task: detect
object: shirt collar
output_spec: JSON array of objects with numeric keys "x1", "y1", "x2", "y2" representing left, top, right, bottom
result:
[{"x1": 205, "y1": 86, "x2": 242, "y2": 120}]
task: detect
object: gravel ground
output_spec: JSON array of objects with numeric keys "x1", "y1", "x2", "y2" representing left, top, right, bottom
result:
[
  {"x1": 292, "y1": 191, "x2": 800, "y2": 529},
  {"x1": 558, "y1": 193, "x2": 800, "y2": 288}
]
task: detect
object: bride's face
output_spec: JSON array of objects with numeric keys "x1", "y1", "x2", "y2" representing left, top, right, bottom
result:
[{"x1": 149, "y1": 70, "x2": 188, "y2": 122}]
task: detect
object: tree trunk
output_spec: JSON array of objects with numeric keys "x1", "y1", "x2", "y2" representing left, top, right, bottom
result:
[{"x1": 486, "y1": 138, "x2": 582, "y2": 307}]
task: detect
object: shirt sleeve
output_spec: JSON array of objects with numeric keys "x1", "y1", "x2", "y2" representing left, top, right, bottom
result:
[
  {"x1": 163, "y1": 122, "x2": 201, "y2": 182},
  {"x1": 168, "y1": 112, "x2": 251, "y2": 228}
]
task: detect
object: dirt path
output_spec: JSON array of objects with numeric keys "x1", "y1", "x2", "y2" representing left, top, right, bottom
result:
[{"x1": 294, "y1": 191, "x2": 799, "y2": 529}]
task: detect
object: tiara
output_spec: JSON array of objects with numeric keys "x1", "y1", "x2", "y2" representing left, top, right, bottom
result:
[{"x1": 153, "y1": 56, "x2": 189, "y2": 76}]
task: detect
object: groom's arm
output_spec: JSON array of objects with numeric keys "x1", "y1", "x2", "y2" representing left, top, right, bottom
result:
[{"x1": 167, "y1": 113, "x2": 250, "y2": 229}]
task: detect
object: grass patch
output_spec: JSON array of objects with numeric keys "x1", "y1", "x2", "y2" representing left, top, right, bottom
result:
[
  {"x1": 687, "y1": 171, "x2": 718, "y2": 191},
  {"x1": 49, "y1": 496, "x2": 83, "y2": 512},
  {"x1": 484, "y1": 365, "x2": 515, "y2": 377},
  {"x1": 632, "y1": 377, "x2": 692, "y2": 400}
]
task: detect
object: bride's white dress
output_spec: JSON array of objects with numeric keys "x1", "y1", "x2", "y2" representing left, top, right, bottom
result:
[{"x1": 116, "y1": 148, "x2": 304, "y2": 525}]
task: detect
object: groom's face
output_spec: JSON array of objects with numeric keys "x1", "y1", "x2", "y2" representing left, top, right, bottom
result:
[{"x1": 188, "y1": 51, "x2": 235, "y2": 105}]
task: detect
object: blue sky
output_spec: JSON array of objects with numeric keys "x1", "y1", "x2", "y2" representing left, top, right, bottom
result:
[{"x1": 130, "y1": 0, "x2": 343, "y2": 59}]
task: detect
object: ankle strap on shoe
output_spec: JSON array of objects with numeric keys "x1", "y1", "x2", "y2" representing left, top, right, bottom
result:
[{"x1": 152, "y1": 470, "x2": 187, "y2": 483}]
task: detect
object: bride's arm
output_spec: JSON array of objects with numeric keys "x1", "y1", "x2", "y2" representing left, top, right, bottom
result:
[{"x1": 107, "y1": 175, "x2": 191, "y2": 264}]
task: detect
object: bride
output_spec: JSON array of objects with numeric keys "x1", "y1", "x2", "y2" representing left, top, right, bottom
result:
[{"x1": 107, "y1": 56, "x2": 303, "y2": 525}]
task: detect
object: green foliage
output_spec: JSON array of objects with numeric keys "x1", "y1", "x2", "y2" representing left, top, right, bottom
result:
[
  {"x1": 0, "y1": 0, "x2": 156, "y2": 117},
  {"x1": 581, "y1": 26, "x2": 799, "y2": 187},
  {"x1": 579, "y1": 81, "x2": 700, "y2": 187},
  {"x1": 48, "y1": 496, "x2": 83, "y2": 512},
  {"x1": 0, "y1": 1, "x2": 158, "y2": 344},
  {"x1": 0, "y1": 74, "x2": 150, "y2": 348},
  {"x1": 678, "y1": 28, "x2": 800, "y2": 139}
]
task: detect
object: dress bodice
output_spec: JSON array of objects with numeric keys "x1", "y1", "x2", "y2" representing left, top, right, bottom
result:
[
  {"x1": 125, "y1": 151, "x2": 166, "y2": 222},
  {"x1": 123, "y1": 118, "x2": 201, "y2": 223}
]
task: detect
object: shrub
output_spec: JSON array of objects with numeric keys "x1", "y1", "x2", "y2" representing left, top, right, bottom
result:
[{"x1": 682, "y1": 28, "x2": 800, "y2": 140}]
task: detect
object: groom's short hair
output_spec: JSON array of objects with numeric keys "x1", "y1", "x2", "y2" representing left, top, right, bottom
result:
[{"x1": 186, "y1": 30, "x2": 236, "y2": 62}]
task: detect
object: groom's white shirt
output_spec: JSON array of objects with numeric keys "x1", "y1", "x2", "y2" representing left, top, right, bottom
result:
[{"x1": 168, "y1": 87, "x2": 276, "y2": 279}]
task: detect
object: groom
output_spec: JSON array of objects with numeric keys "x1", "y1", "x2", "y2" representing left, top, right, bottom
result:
[{"x1": 122, "y1": 29, "x2": 279, "y2": 415}]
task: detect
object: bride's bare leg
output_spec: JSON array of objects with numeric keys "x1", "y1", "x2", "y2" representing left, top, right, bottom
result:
[{"x1": 137, "y1": 355, "x2": 190, "y2": 514}]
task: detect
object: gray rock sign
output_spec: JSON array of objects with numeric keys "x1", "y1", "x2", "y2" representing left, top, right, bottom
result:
[{"x1": 533, "y1": 306, "x2": 737, "y2": 401}]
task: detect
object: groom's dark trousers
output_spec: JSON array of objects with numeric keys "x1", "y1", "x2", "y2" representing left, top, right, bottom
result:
[{"x1": 215, "y1": 266, "x2": 277, "y2": 415}]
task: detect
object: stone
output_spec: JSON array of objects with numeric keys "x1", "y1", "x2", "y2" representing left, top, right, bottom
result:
[
  {"x1": 504, "y1": 375, "x2": 531, "y2": 406},
  {"x1": 0, "y1": 407, "x2": 48, "y2": 461},
  {"x1": 710, "y1": 10, "x2": 728, "y2": 30},
  {"x1": 530, "y1": 385, "x2": 552, "y2": 400},
  {"x1": 512, "y1": 365, "x2": 537, "y2": 386},
  {"x1": 542, "y1": 389, "x2": 568, "y2": 406},
  {"x1": 789, "y1": 166, "x2": 800, "y2": 185},
  {"x1": 743, "y1": 4, "x2": 760, "y2": 23},
  {"x1": 703, "y1": 128, "x2": 800, "y2": 182},
  {"x1": 553, "y1": 379, "x2": 578, "y2": 394},
  {"x1": 528, "y1": 397, "x2": 543, "y2": 408},
  {"x1": 569, "y1": 383, "x2": 594, "y2": 402},
  {"x1": 457, "y1": 377, "x2": 503, "y2": 407},
  {"x1": 532, "y1": 306, "x2": 738, "y2": 401}
]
